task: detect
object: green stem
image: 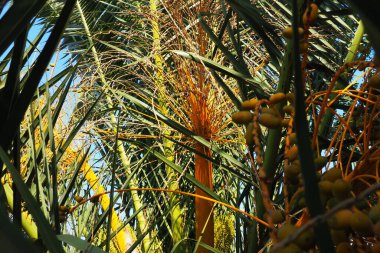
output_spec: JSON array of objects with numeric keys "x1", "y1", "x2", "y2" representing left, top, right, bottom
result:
[
  {"x1": 149, "y1": 0, "x2": 185, "y2": 251},
  {"x1": 318, "y1": 21, "x2": 364, "y2": 136},
  {"x1": 291, "y1": 1, "x2": 334, "y2": 252},
  {"x1": 3, "y1": 183, "x2": 38, "y2": 239},
  {"x1": 76, "y1": 2, "x2": 159, "y2": 252},
  {"x1": 250, "y1": 29, "x2": 294, "y2": 253}
]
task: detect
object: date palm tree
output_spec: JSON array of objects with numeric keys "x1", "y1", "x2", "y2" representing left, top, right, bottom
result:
[{"x1": 2, "y1": 0, "x2": 380, "y2": 252}]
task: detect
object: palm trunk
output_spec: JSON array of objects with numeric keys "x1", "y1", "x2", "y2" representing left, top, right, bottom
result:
[
  {"x1": 195, "y1": 144, "x2": 214, "y2": 252},
  {"x1": 193, "y1": 1, "x2": 214, "y2": 250}
]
